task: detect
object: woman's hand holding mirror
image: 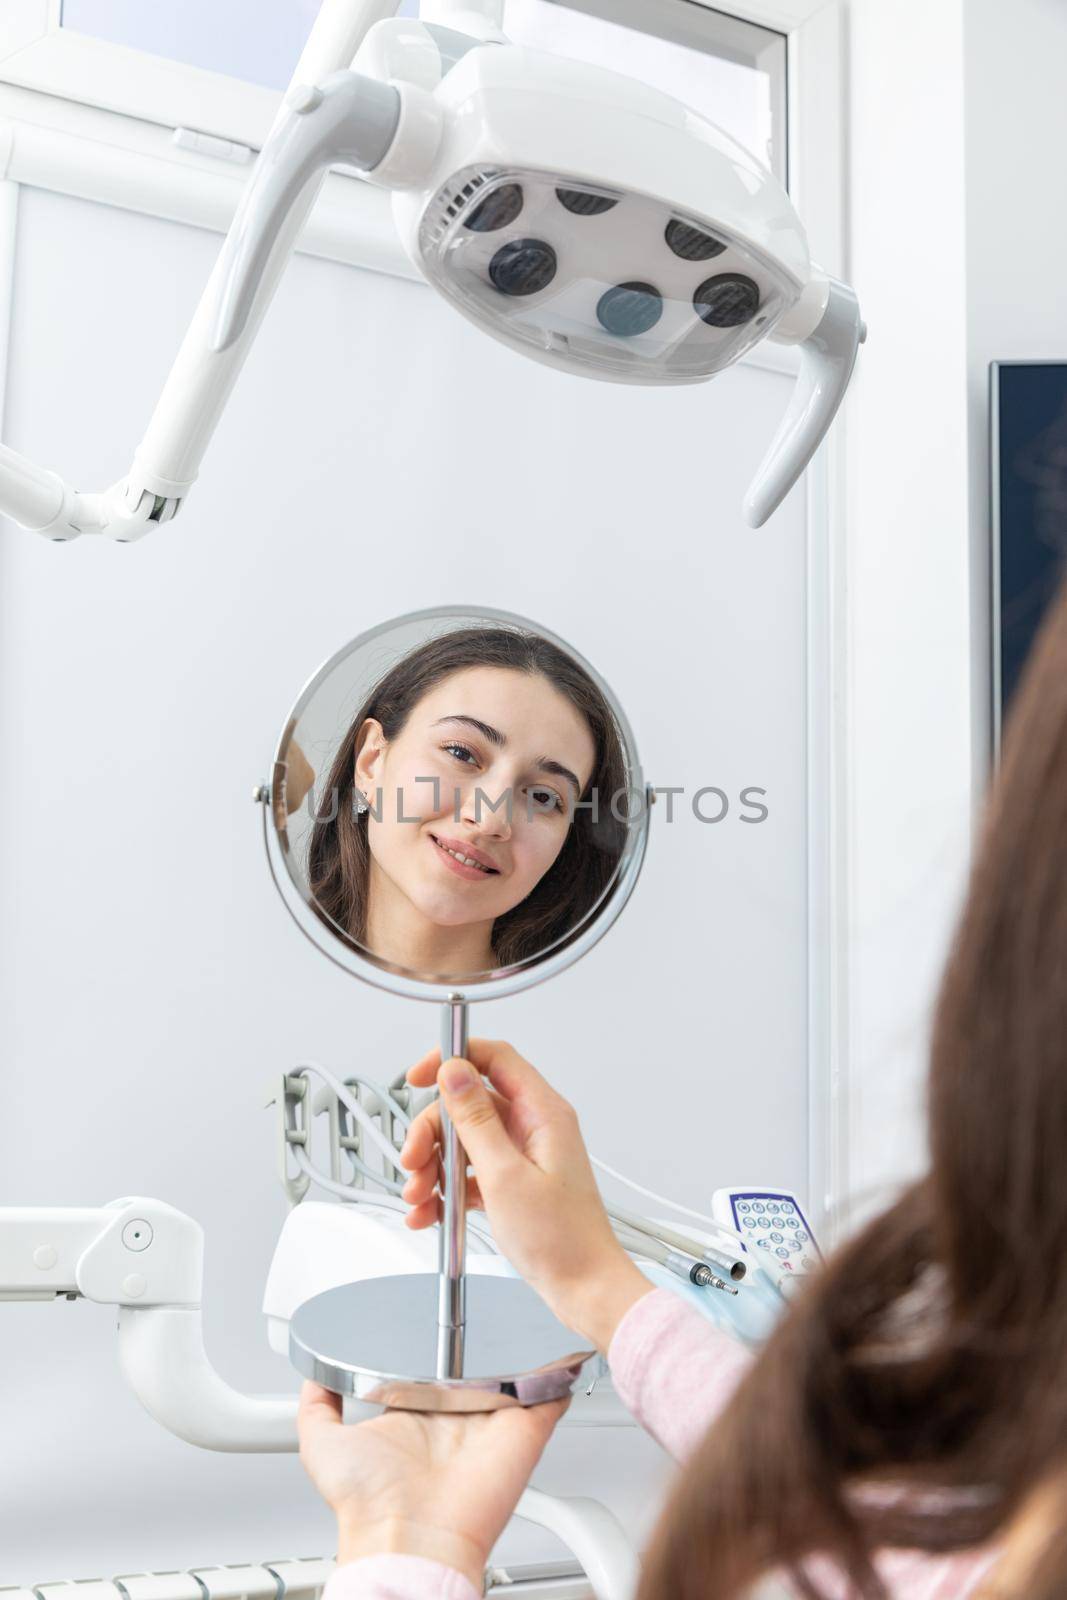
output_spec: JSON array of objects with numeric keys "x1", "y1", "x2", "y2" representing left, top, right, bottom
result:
[{"x1": 400, "y1": 1039, "x2": 653, "y2": 1356}]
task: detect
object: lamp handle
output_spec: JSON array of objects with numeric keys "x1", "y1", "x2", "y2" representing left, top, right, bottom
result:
[
  {"x1": 744, "y1": 277, "x2": 865, "y2": 528},
  {"x1": 210, "y1": 73, "x2": 401, "y2": 355}
]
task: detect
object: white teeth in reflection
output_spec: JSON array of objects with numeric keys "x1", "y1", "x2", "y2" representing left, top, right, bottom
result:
[{"x1": 435, "y1": 838, "x2": 494, "y2": 873}]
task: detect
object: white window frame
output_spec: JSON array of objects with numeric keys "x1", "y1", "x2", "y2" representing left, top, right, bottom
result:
[
  {"x1": 0, "y1": 0, "x2": 849, "y2": 1239},
  {"x1": 0, "y1": 0, "x2": 281, "y2": 149},
  {"x1": 3, "y1": 0, "x2": 792, "y2": 173}
]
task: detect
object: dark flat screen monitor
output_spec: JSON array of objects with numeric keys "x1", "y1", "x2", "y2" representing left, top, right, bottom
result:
[{"x1": 992, "y1": 361, "x2": 1067, "y2": 750}]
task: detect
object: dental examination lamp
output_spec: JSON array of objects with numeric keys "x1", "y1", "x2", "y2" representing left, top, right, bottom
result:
[{"x1": 0, "y1": 0, "x2": 864, "y2": 543}]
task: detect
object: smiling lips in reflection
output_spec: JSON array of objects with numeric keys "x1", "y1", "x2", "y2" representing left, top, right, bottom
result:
[{"x1": 429, "y1": 832, "x2": 503, "y2": 882}]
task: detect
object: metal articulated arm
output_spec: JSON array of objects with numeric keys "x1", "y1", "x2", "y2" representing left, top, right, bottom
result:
[
  {"x1": 0, "y1": 0, "x2": 405, "y2": 542},
  {"x1": 0, "y1": 1196, "x2": 297, "y2": 1449}
]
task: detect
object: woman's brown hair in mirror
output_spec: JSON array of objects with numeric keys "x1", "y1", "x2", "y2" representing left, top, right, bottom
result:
[{"x1": 291, "y1": 626, "x2": 629, "y2": 981}]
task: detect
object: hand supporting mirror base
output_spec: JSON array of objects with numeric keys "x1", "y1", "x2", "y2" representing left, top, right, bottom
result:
[{"x1": 288, "y1": 996, "x2": 596, "y2": 1412}]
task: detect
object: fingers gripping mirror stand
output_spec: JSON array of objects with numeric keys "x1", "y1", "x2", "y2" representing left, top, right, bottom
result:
[
  {"x1": 0, "y1": 0, "x2": 864, "y2": 545},
  {"x1": 257, "y1": 603, "x2": 651, "y2": 1411}
]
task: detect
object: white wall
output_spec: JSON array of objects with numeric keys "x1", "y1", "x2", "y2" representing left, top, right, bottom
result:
[
  {"x1": 0, "y1": 180, "x2": 811, "y2": 1582},
  {"x1": 840, "y1": 0, "x2": 972, "y2": 1212},
  {"x1": 840, "y1": 0, "x2": 1067, "y2": 1214}
]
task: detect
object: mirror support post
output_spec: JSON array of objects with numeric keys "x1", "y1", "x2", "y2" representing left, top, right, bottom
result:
[{"x1": 436, "y1": 994, "x2": 468, "y2": 1376}]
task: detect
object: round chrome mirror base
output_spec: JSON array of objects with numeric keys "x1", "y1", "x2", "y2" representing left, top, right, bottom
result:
[{"x1": 289, "y1": 1273, "x2": 595, "y2": 1412}]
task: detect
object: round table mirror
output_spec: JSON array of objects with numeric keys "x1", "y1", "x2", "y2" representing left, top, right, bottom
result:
[{"x1": 257, "y1": 604, "x2": 650, "y2": 1409}]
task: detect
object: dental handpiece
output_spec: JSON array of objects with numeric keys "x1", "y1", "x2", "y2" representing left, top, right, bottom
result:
[
  {"x1": 665, "y1": 1249, "x2": 737, "y2": 1294},
  {"x1": 609, "y1": 1205, "x2": 746, "y2": 1282},
  {"x1": 613, "y1": 1223, "x2": 738, "y2": 1295}
]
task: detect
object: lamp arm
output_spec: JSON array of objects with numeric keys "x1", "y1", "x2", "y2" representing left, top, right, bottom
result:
[
  {"x1": 118, "y1": 1305, "x2": 300, "y2": 1452},
  {"x1": 0, "y1": 443, "x2": 99, "y2": 541},
  {"x1": 0, "y1": 1196, "x2": 303, "y2": 1449},
  {"x1": 743, "y1": 275, "x2": 866, "y2": 529},
  {"x1": 0, "y1": 1202, "x2": 121, "y2": 1296},
  {"x1": 0, "y1": 1197, "x2": 202, "y2": 1302},
  {"x1": 0, "y1": 0, "x2": 403, "y2": 542},
  {"x1": 293, "y1": 0, "x2": 403, "y2": 83}
]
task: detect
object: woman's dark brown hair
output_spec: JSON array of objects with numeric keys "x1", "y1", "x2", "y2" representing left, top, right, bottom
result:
[
  {"x1": 640, "y1": 571, "x2": 1067, "y2": 1600},
  {"x1": 305, "y1": 626, "x2": 629, "y2": 970}
]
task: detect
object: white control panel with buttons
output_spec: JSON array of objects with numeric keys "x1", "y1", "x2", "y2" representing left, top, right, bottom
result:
[{"x1": 711, "y1": 1186, "x2": 823, "y2": 1280}]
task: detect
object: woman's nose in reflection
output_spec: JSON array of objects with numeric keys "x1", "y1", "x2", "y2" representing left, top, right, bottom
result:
[{"x1": 457, "y1": 769, "x2": 515, "y2": 843}]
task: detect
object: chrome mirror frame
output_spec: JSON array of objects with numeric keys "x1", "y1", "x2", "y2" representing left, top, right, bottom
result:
[{"x1": 256, "y1": 602, "x2": 651, "y2": 1006}]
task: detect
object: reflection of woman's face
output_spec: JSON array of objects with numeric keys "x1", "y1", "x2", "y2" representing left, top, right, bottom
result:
[{"x1": 355, "y1": 666, "x2": 596, "y2": 936}]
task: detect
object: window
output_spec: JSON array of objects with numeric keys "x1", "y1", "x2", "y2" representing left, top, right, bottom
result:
[
  {"x1": 2, "y1": 1, "x2": 786, "y2": 181},
  {"x1": 58, "y1": 0, "x2": 324, "y2": 90}
]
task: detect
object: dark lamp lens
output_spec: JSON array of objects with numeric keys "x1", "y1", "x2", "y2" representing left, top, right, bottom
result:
[
  {"x1": 666, "y1": 219, "x2": 727, "y2": 261},
  {"x1": 465, "y1": 183, "x2": 524, "y2": 233},
  {"x1": 557, "y1": 187, "x2": 618, "y2": 216},
  {"x1": 596, "y1": 281, "x2": 663, "y2": 337},
  {"x1": 488, "y1": 239, "x2": 558, "y2": 297},
  {"x1": 693, "y1": 274, "x2": 761, "y2": 328}
]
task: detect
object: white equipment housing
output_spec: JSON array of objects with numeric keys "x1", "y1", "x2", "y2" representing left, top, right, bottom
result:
[{"x1": 0, "y1": 1193, "x2": 639, "y2": 1598}]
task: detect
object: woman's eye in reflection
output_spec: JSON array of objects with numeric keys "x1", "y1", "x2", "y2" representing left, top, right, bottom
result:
[
  {"x1": 528, "y1": 785, "x2": 565, "y2": 814},
  {"x1": 442, "y1": 742, "x2": 479, "y2": 767}
]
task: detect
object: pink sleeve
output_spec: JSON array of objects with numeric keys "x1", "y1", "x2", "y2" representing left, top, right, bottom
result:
[
  {"x1": 322, "y1": 1555, "x2": 481, "y2": 1600},
  {"x1": 607, "y1": 1285, "x2": 753, "y2": 1461},
  {"x1": 607, "y1": 1288, "x2": 1003, "y2": 1599}
]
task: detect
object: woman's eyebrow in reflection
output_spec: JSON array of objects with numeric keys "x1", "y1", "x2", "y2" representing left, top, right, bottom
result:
[
  {"x1": 434, "y1": 714, "x2": 505, "y2": 747},
  {"x1": 432, "y1": 715, "x2": 582, "y2": 797},
  {"x1": 536, "y1": 759, "x2": 582, "y2": 798}
]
